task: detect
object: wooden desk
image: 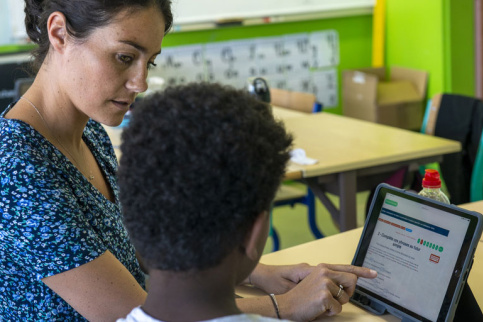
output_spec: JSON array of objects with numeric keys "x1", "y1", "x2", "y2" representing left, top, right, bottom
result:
[
  {"x1": 105, "y1": 111, "x2": 460, "y2": 232},
  {"x1": 272, "y1": 106, "x2": 312, "y2": 180},
  {"x1": 251, "y1": 205, "x2": 483, "y2": 321},
  {"x1": 458, "y1": 200, "x2": 483, "y2": 215},
  {"x1": 103, "y1": 125, "x2": 123, "y2": 161},
  {"x1": 282, "y1": 113, "x2": 461, "y2": 232},
  {"x1": 257, "y1": 228, "x2": 399, "y2": 321},
  {"x1": 459, "y1": 202, "x2": 483, "y2": 304},
  {"x1": 103, "y1": 105, "x2": 309, "y2": 170},
  {"x1": 272, "y1": 106, "x2": 308, "y2": 120}
]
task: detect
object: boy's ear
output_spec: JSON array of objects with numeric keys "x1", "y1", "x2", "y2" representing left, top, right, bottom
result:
[
  {"x1": 243, "y1": 211, "x2": 270, "y2": 261},
  {"x1": 47, "y1": 12, "x2": 68, "y2": 53}
]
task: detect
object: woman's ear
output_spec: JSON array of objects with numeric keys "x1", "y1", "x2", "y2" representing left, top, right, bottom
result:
[
  {"x1": 47, "y1": 12, "x2": 68, "y2": 53},
  {"x1": 243, "y1": 211, "x2": 270, "y2": 261}
]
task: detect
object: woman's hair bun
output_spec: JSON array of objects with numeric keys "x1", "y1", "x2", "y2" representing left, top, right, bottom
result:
[{"x1": 24, "y1": 0, "x2": 45, "y2": 44}]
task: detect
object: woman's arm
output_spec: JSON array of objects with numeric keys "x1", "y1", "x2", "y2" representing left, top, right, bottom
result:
[{"x1": 42, "y1": 251, "x2": 147, "y2": 321}]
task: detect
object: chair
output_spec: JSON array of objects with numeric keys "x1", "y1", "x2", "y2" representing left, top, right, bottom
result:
[
  {"x1": 420, "y1": 93, "x2": 483, "y2": 203},
  {"x1": 364, "y1": 166, "x2": 409, "y2": 217},
  {"x1": 269, "y1": 88, "x2": 322, "y2": 251},
  {"x1": 470, "y1": 134, "x2": 483, "y2": 201},
  {"x1": 414, "y1": 94, "x2": 447, "y2": 193},
  {"x1": 13, "y1": 77, "x2": 34, "y2": 100},
  {"x1": 269, "y1": 88, "x2": 322, "y2": 113}
]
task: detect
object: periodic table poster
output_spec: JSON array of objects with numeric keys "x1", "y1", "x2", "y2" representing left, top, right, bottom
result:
[{"x1": 149, "y1": 30, "x2": 339, "y2": 108}]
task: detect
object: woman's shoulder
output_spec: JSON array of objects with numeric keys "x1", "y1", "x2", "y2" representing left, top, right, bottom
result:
[
  {"x1": 1, "y1": 102, "x2": 38, "y2": 141},
  {"x1": 0, "y1": 116, "x2": 46, "y2": 158}
]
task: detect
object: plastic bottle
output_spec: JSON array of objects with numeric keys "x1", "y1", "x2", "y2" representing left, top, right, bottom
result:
[{"x1": 418, "y1": 169, "x2": 450, "y2": 204}]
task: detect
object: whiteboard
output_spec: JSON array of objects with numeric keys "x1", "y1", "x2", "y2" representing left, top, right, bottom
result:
[
  {"x1": 149, "y1": 31, "x2": 340, "y2": 108},
  {"x1": 172, "y1": 0, "x2": 375, "y2": 24},
  {"x1": 0, "y1": 0, "x2": 27, "y2": 45}
]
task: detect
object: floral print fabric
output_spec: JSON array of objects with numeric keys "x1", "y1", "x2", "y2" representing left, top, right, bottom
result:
[{"x1": 0, "y1": 104, "x2": 144, "y2": 320}]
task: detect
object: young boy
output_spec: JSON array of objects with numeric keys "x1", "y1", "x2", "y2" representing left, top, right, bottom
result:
[{"x1": 117, "y1": 83, "x2": 376, "y2": 321}]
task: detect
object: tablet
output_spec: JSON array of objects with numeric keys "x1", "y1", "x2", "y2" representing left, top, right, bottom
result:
[{"x1": 351, "y1": 184, "x2": 483, "y2": 322}]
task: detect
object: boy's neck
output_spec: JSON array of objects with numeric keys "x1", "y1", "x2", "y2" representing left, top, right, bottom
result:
[{"x1": 142, "y1": 263, "x2": 243, "y2": 321}]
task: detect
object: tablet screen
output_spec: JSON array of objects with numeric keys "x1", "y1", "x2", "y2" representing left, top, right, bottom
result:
[{"x1": 352, "y1": 186, "x2": 480, "y2": 321}]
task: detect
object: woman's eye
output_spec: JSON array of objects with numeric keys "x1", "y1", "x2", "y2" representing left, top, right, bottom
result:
[
  {"x1": 148, "y1": 62, "x2": 157, "y2": 70},
  {"x1": 117, "y1": 54, "x2": 133, "y2": 64}
]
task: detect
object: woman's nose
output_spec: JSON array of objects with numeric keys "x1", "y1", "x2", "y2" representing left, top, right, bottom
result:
[{"x1": 126, "y1": 64, "x2": 149, "y2": 93}]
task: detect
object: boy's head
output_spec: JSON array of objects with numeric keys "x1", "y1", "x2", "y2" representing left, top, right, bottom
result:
[{"x1": 118, "y1": 82, "x2": 292, "y2": 278}]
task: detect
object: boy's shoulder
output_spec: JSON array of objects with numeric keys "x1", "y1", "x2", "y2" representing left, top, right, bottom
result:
[
  {"x1": 117, "y1": 308, "x2": 292, "y2": 322},
  {"x1": 204, "y1": 314, "x2": 291, "y2": 321}
]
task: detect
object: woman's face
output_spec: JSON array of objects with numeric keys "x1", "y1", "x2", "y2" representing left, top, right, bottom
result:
[{"x1": 59, "y1": 7, "x2": 166, "y2": 126}]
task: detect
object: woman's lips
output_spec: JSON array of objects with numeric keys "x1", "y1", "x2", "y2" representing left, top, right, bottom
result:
[{"x1": 112, "y1": 100, "x2": 131, "y2": 110}]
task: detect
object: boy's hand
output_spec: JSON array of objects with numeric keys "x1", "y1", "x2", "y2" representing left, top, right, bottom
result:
[
  {"x1": 248, "y1": 263, "x2": 313, "y2": 294},
  {"x1": 248, "y1": 263, "x2": 377, "y2": 321}
]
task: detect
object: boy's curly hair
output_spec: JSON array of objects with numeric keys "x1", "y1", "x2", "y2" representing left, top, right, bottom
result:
[{"x1": 118, "y1": 82, "x2": 293, "y2": 271}]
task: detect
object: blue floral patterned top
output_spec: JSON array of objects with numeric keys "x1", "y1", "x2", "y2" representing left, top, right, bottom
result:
[{"x1": 0, "y1": 103, "x2": 145, "y2": 320}]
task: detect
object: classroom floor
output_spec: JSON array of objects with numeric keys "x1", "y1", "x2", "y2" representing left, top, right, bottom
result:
[{"x1": 263, "y1": 189, "x2": 371, "y2": 254}]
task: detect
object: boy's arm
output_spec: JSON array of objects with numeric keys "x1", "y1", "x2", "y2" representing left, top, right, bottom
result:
[{"x1": 238, "y1": 263, "x2": 377, "y2": 320}]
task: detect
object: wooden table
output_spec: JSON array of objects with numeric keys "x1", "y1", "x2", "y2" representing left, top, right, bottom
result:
[
  {"x1": 103, "y1": 125, "x2": 123, "y2": 161},
  {"x1": 237, "y1": 201, "x2": 482, "y2": 321},
  {"x1": 281, "y1": 113, "x2": 461, "y2": 232},
  {"x1": 104, "y1": 105, "x2": 309, "y2": 167},
  {"x1": 272, "y1": 106, "x2": 310, "y2": 180},
  {"x1": 458, "y1": 200, "x2": 483, "y2": 213},
  {"x1": 104, "y1": 109, "x2": 461, "y2": 233},
  {"x1": 272, "y1": 105, "x2": 308, "y2": 120},
  {"x1": 460, "y1": 203, "x2": 483, "y2": 308}
]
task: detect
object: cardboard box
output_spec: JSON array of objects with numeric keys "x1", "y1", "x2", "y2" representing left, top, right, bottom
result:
[{"x1": 342, "y1": 66, "x2": 428, "y2": 130}]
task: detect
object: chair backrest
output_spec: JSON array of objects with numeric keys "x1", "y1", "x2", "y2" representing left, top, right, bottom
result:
[
  {"x1": 471, "y1": 131, "x2": 483, "y2": 201},
  {"x1": 269, "y1": 88, "x2": 317, "y2": 113},
  {"x1": 13, "y1": 77, "x2": 34, "y2": 100},
  {"x1": 422, "y1": 93, "x2": 483, "y2": 203},
  {"x1": 421, "y1": 93, "x2": 443, "y2": 135}
]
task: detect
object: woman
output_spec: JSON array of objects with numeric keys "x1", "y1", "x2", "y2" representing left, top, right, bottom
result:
[{"x1": 0, "y1": 0, "x2": 375, "y2": 320}]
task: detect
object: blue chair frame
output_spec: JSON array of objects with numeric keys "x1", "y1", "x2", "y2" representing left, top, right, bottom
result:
[
  {"x1": 268, "y1": 100, "x2": 323, "y2": 251},
  {"x1": 268, "y1": 90, "x2": 322, "y2": 251},
  {"x1": 270, "y1": 188, "x2": 322, "y2": 251}
]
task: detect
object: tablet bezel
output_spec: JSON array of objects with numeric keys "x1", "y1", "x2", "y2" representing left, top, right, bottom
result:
[{"x1": 351, "y1": 184, "x2": 482, "y2": 322}]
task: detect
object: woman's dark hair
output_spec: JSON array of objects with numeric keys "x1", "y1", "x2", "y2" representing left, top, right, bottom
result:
[
  {"x1": 24, "y1": 0, "x2": 173, "y2": 72},
  {"x1": 118, "y1": 83, "x2": 293, "y2": 271}
]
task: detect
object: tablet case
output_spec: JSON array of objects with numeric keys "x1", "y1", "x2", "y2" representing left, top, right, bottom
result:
[{"x1": 351, "y1": 184, "x2": 483, "y2": 322}]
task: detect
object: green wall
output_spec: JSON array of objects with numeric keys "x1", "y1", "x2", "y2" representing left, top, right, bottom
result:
[
  {"x1": 161, "y1": 15, "x2": 374, "y2": 115},
  {"x1": 1, "y1": 14, "x2": 373, "y2": 115},
  {"x1": 385, "y1": 0, "x2": 475, "y2": 99},
  {"x1": 446, "y1": 0, "x2": 475, "y2": 96},
  {"x1": 2, "y1": 1, "x2": 476, "y2": 111},
  {"x1": 0, "y1": 44, "x2": 34, "y2": 54}
]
